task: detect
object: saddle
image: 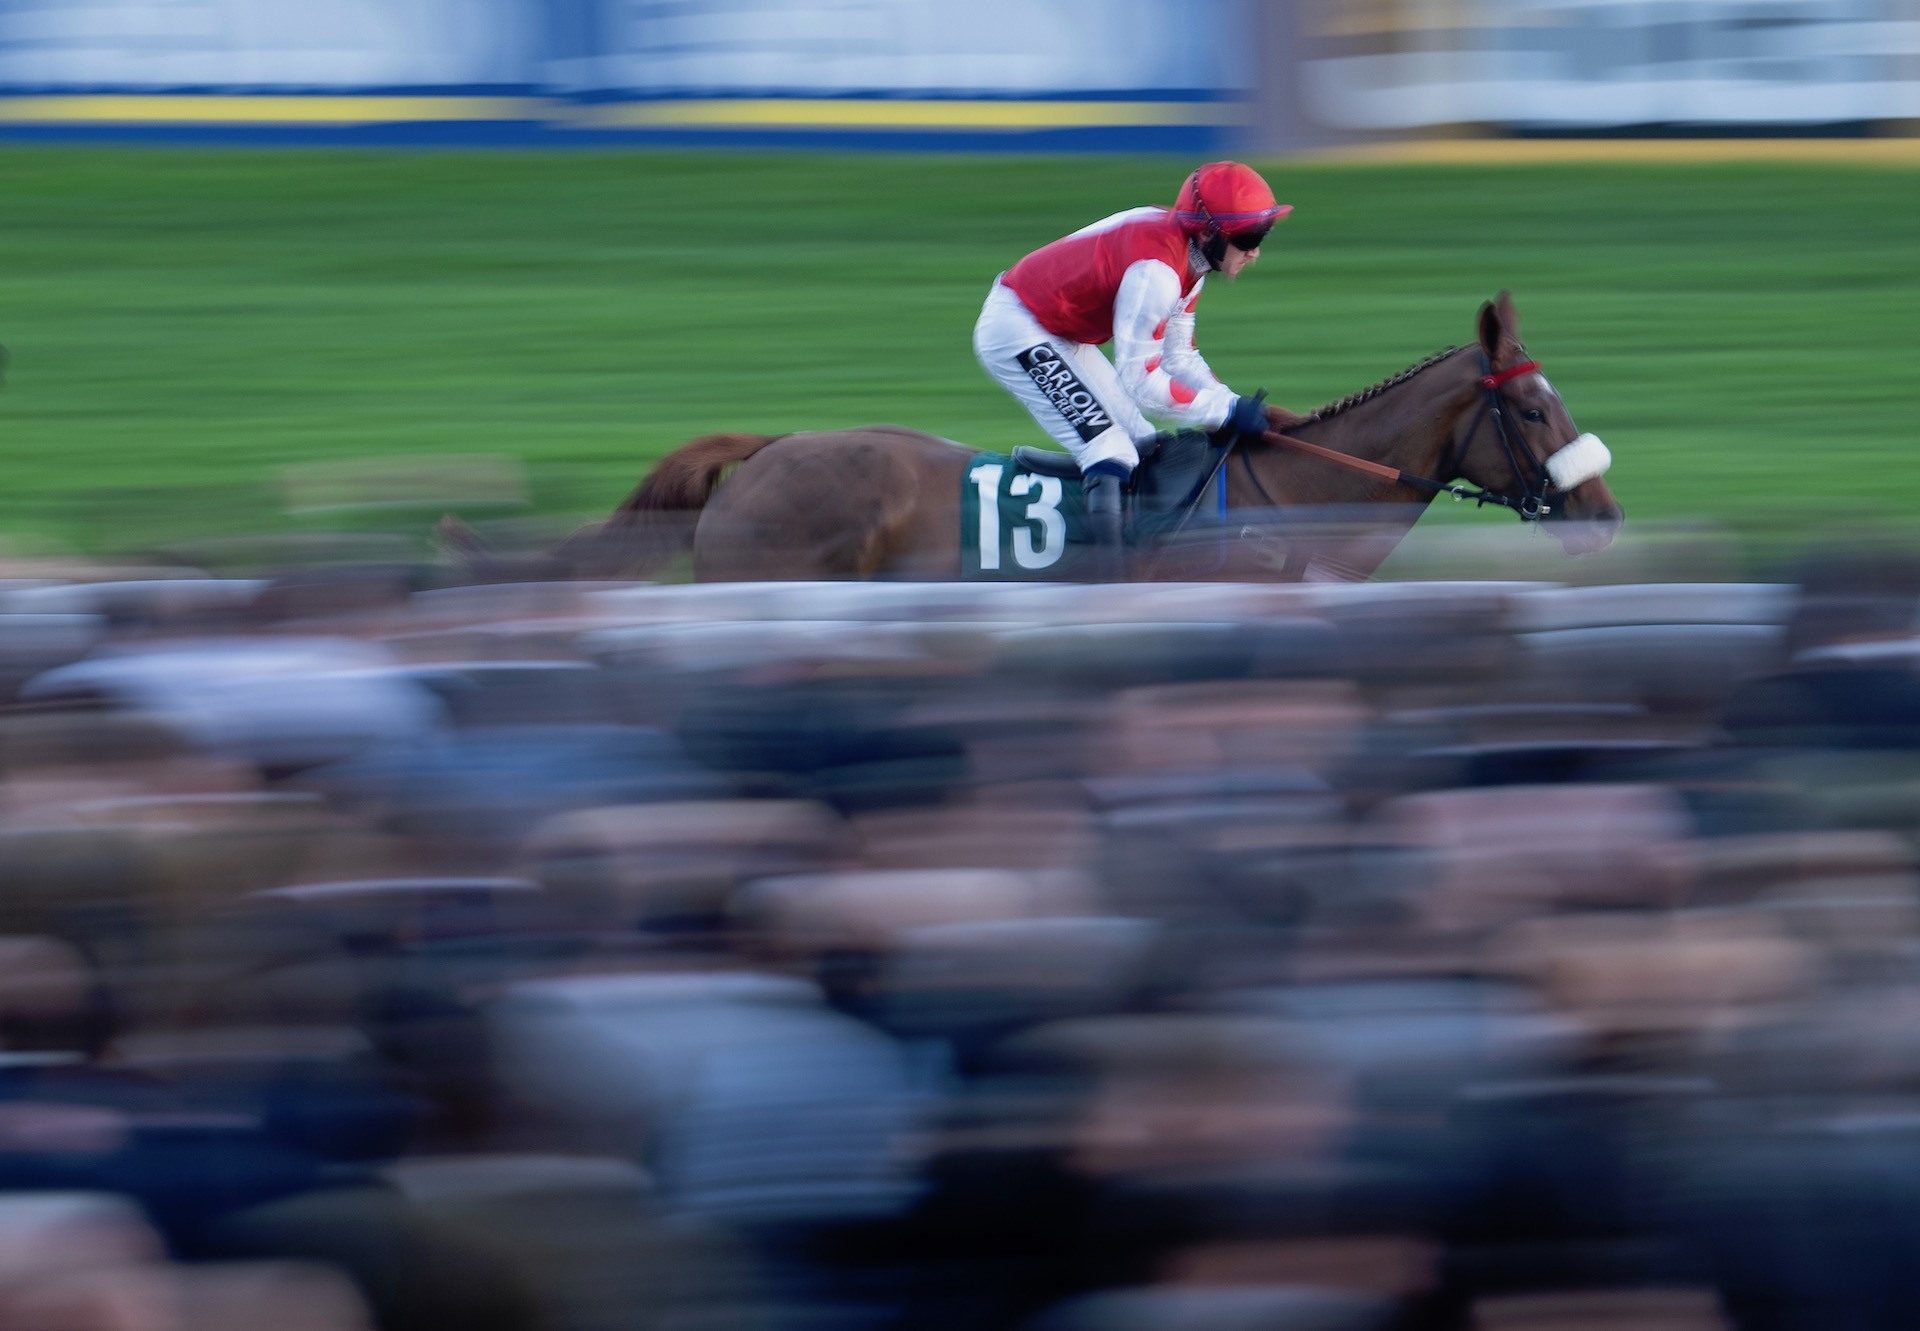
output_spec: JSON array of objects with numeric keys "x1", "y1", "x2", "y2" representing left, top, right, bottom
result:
[{"x1": 1013, "y1": 430, "x2": 1230, "y2": 540}]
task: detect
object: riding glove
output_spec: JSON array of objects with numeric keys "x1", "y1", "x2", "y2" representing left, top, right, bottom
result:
[{"x1": 1226, "y1": 391, "x2": 1269, "y2": 443}]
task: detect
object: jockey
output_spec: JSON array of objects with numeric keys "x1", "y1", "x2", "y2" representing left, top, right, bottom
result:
[{"x1": 973, "y1": 161, "x2": 1293, "y2": 575}]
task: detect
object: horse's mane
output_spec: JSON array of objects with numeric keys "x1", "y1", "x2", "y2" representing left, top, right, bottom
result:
[{"x1": 1300, "y1": 345, "x2": 1465, "y2": 425}]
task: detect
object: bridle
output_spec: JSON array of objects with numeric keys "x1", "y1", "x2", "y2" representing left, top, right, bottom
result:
[
  {"x1": 1445, "y1": 352, "x2": 1558, "y2": 520},
  {"x1": 1235, "y1": 351, "x2": 1566, "y2": 522}
]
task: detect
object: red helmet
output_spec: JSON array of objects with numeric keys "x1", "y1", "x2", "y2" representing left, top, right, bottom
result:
[{"x1": 1173, "y1": 162, "x2": 1291, "y2": 241}]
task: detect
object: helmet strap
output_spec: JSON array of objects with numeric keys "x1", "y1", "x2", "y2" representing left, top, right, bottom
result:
[{"x1": 1184, "y1": 169, "x2": 1229, "y2": 271}]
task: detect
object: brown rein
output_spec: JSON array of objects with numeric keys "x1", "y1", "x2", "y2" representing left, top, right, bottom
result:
[
  {"x1": 1249, "y1": 351, "x2": 1551, "y2": 520},
  {"x1": 1260, "y1": 429, "x2": 1407, "y2": 484},
  {"x1": 1249, "y1": 355, "x2": 1546, "y2": 491}
]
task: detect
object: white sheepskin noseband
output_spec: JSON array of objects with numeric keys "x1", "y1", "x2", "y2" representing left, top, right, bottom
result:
[{"x1": 1546, "y1": 433, "x2": 1611, "y2": 491}]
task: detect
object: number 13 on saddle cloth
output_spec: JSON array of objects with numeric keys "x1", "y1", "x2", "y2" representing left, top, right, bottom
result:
[
  {"x1": 960, "y1": 430, "x2": 1229, "y2": 579},
  {"x1": 962, "y1": 454, "x2": 1088, "y2": 578}
]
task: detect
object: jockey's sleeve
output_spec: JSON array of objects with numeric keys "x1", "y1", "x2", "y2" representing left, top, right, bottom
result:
[
  {"x1": 1111, "y1": 260, "x2": 1236, "y2": 430},
  {"x1": 1163, "y1": 281, "x2": 1228, "y2": 402}
]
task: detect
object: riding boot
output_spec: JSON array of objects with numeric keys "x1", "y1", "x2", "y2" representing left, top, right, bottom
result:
[{"x1": 1082, "y1": 468, "x2": 1129, "y2": 582}]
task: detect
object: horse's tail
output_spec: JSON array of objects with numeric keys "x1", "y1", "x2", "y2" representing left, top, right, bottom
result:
[
  {"x1": 555, "y1": 431, "x2": 784, "y2": 577},
  {"x1": 612, "y1": 431, "x2": 782, "y2": 517}
]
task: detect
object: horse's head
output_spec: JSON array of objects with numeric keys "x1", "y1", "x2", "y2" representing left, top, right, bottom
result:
[{"x1": 1454, "y1": 292, "x2": 1623, "y2": 555}]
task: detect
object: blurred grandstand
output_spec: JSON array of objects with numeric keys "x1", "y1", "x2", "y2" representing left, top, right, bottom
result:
[
  {"x1": 0, "y1": 1, "x2": 1914, "y2": 149},
  {"x1": 1, "y1": 555, "x2": 1920, "y2": 1329}
]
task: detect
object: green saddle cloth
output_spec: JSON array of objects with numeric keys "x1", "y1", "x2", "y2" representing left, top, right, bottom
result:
[
  {"x1": 959, "y1": 452, "x2": 1090, "y2": 580},
  {"x1": 958, "y1": 431, "x2": 1226, "y2": 580}
]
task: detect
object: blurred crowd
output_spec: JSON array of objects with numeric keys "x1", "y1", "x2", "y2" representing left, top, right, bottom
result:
[{"x1": 6, "y1": 549, "x2": 1920, "y2": 1331}]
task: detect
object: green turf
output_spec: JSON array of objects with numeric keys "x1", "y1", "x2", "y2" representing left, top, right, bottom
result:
[{"x1": 0, "y1": 146, "x2": 1915, "y2": 555}]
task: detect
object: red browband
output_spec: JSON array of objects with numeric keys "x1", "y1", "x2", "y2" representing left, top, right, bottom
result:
[{"x1": 1481, "y1": 360, "x2": 1541, "y2": 390}]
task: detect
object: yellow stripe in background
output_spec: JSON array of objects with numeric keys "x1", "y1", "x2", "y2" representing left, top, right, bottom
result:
[
  {"x1": 571, "y1": 98, "x2": 1238, "y2": 131},
  {"x1": 0, "y1": 95, "x2": 544, "y2": 126}
]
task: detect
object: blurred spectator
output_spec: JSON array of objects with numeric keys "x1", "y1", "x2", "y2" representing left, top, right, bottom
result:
[{"x1": 4, "y1": 560, "x2": 1920, "y2": 1331}]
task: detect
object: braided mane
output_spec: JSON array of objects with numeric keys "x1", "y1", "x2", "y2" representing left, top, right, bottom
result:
[{"x1": 1300, "y1": 346, "x2": 1464, "y2": 425}]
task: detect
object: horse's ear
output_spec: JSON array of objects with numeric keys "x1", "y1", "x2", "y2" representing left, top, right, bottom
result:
[
  {"x1": 1477, "y1": 299, "x2": 1502, "y2": 358},
  {"x1": 1478, "y1": 289, "x2": 1520, "y2": 357},
  {"x1": 1496, "y1": 289, "x2": 1520, "y2": 340}
]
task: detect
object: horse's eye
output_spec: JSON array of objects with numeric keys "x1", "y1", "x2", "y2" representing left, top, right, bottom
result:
[{"x1": 1522, "y1": 409, "x2": 1546, "y2": 423}]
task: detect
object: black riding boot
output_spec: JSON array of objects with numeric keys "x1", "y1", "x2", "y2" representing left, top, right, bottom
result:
[{"x1": 1082, "y1": 469, "x2": 1129, "y2": 582}]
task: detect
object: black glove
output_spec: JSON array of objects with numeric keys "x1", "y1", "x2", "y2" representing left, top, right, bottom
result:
[{"x1": 1226, "y1": 390, "x2": 1268, "y2": 443}]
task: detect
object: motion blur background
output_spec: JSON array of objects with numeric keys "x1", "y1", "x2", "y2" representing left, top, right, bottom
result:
[
  {"x1": 3, "y1": 5, "x2": 1920, "y2": 1331},
  {"x1": 0, "y1": 0, "x2": 1916, "y2": 554}
]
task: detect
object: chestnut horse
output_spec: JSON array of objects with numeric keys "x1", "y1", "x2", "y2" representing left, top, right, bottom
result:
[{"x1": 521, "y1": 292, "x2": 1622, "y2": 581}]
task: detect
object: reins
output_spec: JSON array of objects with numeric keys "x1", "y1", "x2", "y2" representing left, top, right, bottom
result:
[
  {"x1": 1241, "y1": 355, "x2": 1557, "y2": 521},
  {"x1": 1148, "y1": 351, "x2": 1563, "y2": 573}
]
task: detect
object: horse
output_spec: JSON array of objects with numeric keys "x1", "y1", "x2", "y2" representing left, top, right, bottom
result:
[{"x1": 474, "y1": 291, "x2": 1622, "y2": 582}]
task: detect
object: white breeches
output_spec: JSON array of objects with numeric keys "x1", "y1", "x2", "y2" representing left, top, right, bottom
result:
[{"x1": 972, "y1": 279, "x2": 1154, "y2": 473}]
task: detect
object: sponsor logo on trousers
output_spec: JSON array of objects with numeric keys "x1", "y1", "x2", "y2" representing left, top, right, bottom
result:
[{"x1": 1016, "y1": 345, "x2": 1113, "y2": 444}]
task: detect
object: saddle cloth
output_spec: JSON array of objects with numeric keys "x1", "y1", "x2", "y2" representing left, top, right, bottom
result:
[{"x1": 958, "y1": 430, "x2": 1227, "y2": 579}]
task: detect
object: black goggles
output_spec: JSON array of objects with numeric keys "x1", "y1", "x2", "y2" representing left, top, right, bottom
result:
[{"x1": 1227, "y1": 226, "x2": 1271, "y2": 252}]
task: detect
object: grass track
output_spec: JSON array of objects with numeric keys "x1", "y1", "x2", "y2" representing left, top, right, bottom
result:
[{"x1": 0, "y1": 145, "x2": 1915, "y2": 553}]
